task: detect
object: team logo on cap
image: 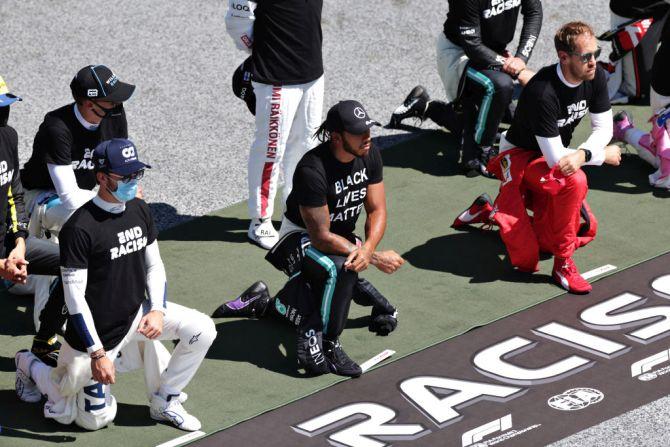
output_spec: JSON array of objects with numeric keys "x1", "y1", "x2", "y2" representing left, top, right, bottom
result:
[
  {"x1": 87, "y1": 89, "x2": 99, "y2": 97},
  {"x1": 121, "y1": 146, "x2": 137, "y2": 160},
  {"x1": 354, "y1": 107, "x2": 366, "y2": 119},
  {"x1": 106, "y1": 74, "x2": 118, "y2": 86}
]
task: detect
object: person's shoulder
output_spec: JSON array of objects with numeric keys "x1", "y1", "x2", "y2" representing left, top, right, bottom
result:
[
  {"x1": 298, "y1": 143, "x2": 327, "y2": 169},
  {"x1": 0, "y1": 126, "x2": 18, "y2": 146},
  {"x1": 39, "y1": 104, "x2": 74, "y2": 135},
  {"x1": 525, "y1": 65, "x2": 559, "y2": 100},
  {"x1": 61, "y1": 202, "x2": 95, "y2": 233},
  {"x1": 591, "y1": 65, "x2": 608, "y2": 87}
]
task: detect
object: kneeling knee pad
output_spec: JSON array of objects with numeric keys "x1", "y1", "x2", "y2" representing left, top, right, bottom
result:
[{"x1": 75, "y1": 380, "x2": 117, "y2": 430}]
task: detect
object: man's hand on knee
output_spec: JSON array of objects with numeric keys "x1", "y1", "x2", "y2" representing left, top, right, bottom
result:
[
  {"x1": 344, "y1": 246, "x2": 373, "y2": 272},
  {"x1": 604, "y1": 144, "x2": 622, "y2": 166},
  {"x1": 91, "y1": 355, "x2": 116, "y2": 385},
  {"x1": 558, "y1": 150, "x2": 586, "y2": 176},
  {"x1": 503, "y1": 57, "x2": 526, "y2": 78},
  {"x1": 137, "y1": 310, "x2": 164, "y2": 339},
  {"x1": 371, "y1": 250, "x2": 405, "y2": 274}
]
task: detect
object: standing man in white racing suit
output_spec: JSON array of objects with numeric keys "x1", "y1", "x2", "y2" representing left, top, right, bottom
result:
[{"x1": 225, "y1": 0, "x2": 325, "y2": 249}]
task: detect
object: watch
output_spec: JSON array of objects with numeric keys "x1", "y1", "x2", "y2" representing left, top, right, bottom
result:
[{"x1": 580, "y1": 148, "x2": 592, "y2": 162}]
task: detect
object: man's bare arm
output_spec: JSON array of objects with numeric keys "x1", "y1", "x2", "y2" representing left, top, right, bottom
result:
[
  {"x1": 300, "y1": 204, "x2": 357, "y2": 256},
  {"x1": 363, "y1": 182, "x2": 387, "y2": 253}
]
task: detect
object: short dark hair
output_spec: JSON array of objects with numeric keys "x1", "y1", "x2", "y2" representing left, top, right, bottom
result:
[{"x1": 555, "y1": 21, "x2": 595, "y2": 54}]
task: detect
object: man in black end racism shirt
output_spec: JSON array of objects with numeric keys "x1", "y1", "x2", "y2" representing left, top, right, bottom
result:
[
  {"x1": 22, "y1": 64, "x2": 133, "y2": 234},
  {"x1": 453, "y1": 22, "x2": 621, "y2": 294},
  {"x1": 0, "y1": 76, "x2": 64, "y2": 366},
  {"x1": 225, "y1": 0, "x2": 325, "y2": 249},
  {"x1": 15, "y1": 139, "x2": 216, "y2": 432},
  {"x1": 213, "y1": 101, "x2": 404, "y2": 377},
  {"x1": 390, "y1": 0, "x2": 542, "y2": 177},
  {"x1": 20, "y1": 65, "x2": 134, "y2": 361}
]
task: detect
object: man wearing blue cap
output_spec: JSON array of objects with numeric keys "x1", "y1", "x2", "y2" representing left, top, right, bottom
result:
[
  {"x1": 15, "y1": 139, "x2": 216, "y2": 432},
  {"x1": 214, "y1": 101, "x2": 404, "y2": 378}
]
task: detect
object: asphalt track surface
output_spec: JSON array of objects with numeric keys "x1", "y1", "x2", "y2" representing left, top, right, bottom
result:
[{"x1": 3, "y1": 1, "x2": 669, "y2": 445}]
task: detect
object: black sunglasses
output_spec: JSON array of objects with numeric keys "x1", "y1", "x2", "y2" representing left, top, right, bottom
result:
[
  {"x1": 107, "y1": 169, "x2": 145, "y2": 183},
  {"x1": 569, "y1": 47, "x2": 602, "y2": 64}
]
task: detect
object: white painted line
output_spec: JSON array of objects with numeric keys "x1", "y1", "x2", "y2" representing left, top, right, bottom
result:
[
  {"x1": 361, "y1": 349, "x2": 395, "y2": 373},
  {"x1": 155, "y1": 430, "x2": 206, "y2": 447},
  {"x1": 583, "y1": 264, "x2": 617, "y2": 281}
]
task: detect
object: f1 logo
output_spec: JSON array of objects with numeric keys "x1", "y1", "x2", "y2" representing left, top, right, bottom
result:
[{"x1": 121, "y1": 146, "x2": 136, "y2": 158}]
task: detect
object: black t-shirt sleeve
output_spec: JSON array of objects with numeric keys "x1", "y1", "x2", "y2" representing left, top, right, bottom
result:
[
  {"x1": 293, "y1": 164, "x2": 327, "y2": 208},
  {"x1": 40, "y1": 121, "x2": 74, "y2": 166},
  {"x1": 60, "y1": 223, "x2": 92, "y2": 269},
  {"x1": 367, "y1": 146, "x2": 383, "y2": 184},
  {"x1": 589, "y1": 67, "x2": 612, "y2": 114}
]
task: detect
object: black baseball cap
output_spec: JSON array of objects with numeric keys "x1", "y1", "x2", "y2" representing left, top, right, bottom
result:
[
  {"x1": 325, "y1": 100, "x2": 381, "y2": 135},
  {"x1": 70, "y1": 65, "x2": 135, "y2": 102},
  {"x1": 93, "y1": 139, "x2": 151, "y2": 176}
]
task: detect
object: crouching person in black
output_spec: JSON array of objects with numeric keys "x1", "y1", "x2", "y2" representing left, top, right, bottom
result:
[{"x1": 213, "y1": 100, "x2": 404, "y2": 377}]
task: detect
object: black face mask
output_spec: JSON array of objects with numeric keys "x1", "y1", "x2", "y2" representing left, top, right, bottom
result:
[
  {"x1": 0, "y1": 106, "x2": 9, "y2": 127},
  {"x1": 91, "y1": 101, "x2": 123, "y2": 119}
]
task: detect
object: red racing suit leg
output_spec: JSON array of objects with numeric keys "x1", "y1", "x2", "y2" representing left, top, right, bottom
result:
[{"x1": 522, "y1": 157, "x2": 589, "y2": 259}]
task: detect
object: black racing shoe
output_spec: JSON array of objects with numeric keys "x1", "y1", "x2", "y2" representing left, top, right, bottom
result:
[
  {"x1": 388, "y1": 85, "x2": 430, "y2": 128},
  {"x1": 323, "y1": 339, "x2": 362, "y2": 377},
  {"x1": 461, "y1": 158, "x2": 484, "y2": 178},
  {"x1": 479, "y1": 147, "x2": 498, "y2": 179},
  {"x1": 30, "y1": 336, "x2": 61, "y2": 368},
  {"x1": 211, "y1": 281, "x2": 272, "y2": 319}
]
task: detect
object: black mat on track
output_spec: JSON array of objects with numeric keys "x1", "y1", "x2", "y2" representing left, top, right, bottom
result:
[{"x1": 193, "y1": 252, "x2": 670, "y2": 447}]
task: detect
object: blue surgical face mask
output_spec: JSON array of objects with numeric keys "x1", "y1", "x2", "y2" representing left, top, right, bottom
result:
[{"x1": 110, "y1": 179, "x2": 138, "y2": 202}]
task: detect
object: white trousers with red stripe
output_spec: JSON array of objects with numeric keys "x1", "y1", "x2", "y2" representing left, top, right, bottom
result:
[{"x1": 249, "y1": 76, "x2": 324, "y2": 220}]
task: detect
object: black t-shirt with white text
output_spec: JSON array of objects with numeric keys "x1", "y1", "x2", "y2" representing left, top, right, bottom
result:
[
  {"x1": 284, "y1": 142, "x2": 383, "y2": 237},
  {"x1": 21, "y1": 103, "x2": 128, "y2": 191},
  {"x1": 505, "y1": 64, "x2": 611, "y2": 152},
  {"x1": 60, "y1": 198, "x2": 157, "y2": 352}
]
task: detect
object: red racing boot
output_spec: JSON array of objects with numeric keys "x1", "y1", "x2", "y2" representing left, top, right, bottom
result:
[
  {"x1": 451, "y1": 193, "x2": 493, "y2": 229},
  {"x1": 552, "y1": 257, "x2": 592, "y2": 294}
]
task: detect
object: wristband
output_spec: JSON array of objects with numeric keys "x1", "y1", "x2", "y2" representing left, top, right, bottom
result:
[
  {"x1": 579, "y1": 148, "x2": 592, "y2": 162},
  {"x1": 90, "y1": 350, "x2": 106, "y2": 360}
]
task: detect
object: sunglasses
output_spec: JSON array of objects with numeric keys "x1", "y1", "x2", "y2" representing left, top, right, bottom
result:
[
  {"x1": 569, "y1": 47, "x2": 601, "y2": 64},
  {"x1": 107, "y1": 169, "x2": 145, "y2": 183}
]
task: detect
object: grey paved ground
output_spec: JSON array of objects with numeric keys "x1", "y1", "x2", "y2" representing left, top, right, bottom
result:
[{"x1": 3, "y1": 1, "x2": 668, "y2": 445}]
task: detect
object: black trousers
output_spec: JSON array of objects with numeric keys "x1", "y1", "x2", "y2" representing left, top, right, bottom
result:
[
  {"x1": 3, "y1": 237, "x2": 65, "y2": 339},
  {"x1": 269, "y1": 231, "x2": 393, "y2": 341}
]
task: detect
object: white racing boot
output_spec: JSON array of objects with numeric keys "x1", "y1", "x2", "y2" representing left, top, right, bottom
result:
[
  {"x1": 247, "y1": 218, "x2": 279, "y2": 250},
  {"x1": 150, "y1": 393, "x2": 201, "y2": 432}
]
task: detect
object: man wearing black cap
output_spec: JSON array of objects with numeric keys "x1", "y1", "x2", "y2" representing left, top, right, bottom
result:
[
  {"x1": 213, "y1": 101, "x2": 404, "y2": 377},
  {"x1": 19, "y1": 65, "x2": 134, "y2": 359},
  {"x1": 15, "y1": 139, "x2": 216, "y2": 432},
  {"x1": 22, "y1": 64, "x2": 134, "y2": 234}
]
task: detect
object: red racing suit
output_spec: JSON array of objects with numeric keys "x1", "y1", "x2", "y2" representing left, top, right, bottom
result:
[{"x1": 487, "y1": 148, "x2": 598, "y2": 272}]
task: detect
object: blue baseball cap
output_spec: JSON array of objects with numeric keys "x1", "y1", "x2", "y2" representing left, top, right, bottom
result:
[
  {"x1": 93, "y1": 139, "x2": 151, "y2": 176},
  {"x1": 0, "y1": 75, "x2": 22, "y2": 107}
]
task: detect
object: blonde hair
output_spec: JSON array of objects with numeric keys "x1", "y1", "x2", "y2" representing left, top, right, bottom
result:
[{"x1": 555, "y1": 21, "x2": 595, "y2": 53}]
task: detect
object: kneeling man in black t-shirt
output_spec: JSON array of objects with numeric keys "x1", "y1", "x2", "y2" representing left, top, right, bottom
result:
[
  {"x1": 213, "y1": 101, "x2": 404, "y2": 377},
  {"x1": 15, "y1": 139, "x2": 216, "y2": 432}
]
